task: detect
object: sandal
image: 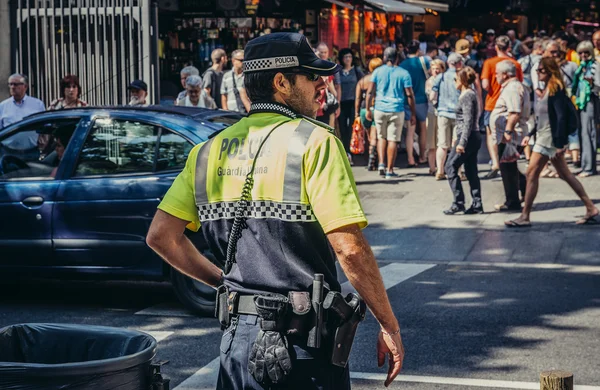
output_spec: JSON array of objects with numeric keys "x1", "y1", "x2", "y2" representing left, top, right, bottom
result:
[
  {"x1": 578, "y1": 172, "x2": 595, "y2": 178},
  {"x1": 435, "y1": 173, "x2": 446, "y2": 181},
  {"x1": 505, "y1": 219, "x2": 532, "y2": 228},
  {"x1": 576, "y1": 211, "x2": 600, "y2": 225}
]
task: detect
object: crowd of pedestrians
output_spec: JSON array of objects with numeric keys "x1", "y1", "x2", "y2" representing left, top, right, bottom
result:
[{"x1": 324, "y1": 27, "x2": 600, "y2": 226}]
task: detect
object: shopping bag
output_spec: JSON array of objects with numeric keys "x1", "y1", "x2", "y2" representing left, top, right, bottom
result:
[{"x1": 350, "y1": 117, "x2": 365, "y2": 155}]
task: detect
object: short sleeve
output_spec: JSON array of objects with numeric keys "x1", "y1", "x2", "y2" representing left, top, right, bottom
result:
[
  {"x1": 504, "y1": 85, "x2": 523, "y2": 113},
  {"x1": 220, "y1": 74, "x2": 228, "y2": 95},
  {"x1": 202, "y1": 72, "x2": 213, "y2": 89},
  {"x1": 481, "y1": 60, "x2": 491, "y2": 81},
  {"x1": 157, "y1": 144, "x2": 202, "y2": 231},
  {"x1": 403, "y1": 71, "x2": 413, "y2": 89},
  {"x1": 304, "y1": 134, "x2": 367, "y2": 233},
  {"x1": 333, "y1": 73, "x2": 341, "y2": 86},
  {"x1": 371, "y1": 68, "x2": 379, "y2": 84},
  {"x1": 432, "y1": 74, "x2": 442, "y2": 92}
]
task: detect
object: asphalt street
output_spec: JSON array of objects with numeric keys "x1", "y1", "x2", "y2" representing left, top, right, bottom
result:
[{"x1": 2, "y1": 162, "x2": 600, "y2": 389}]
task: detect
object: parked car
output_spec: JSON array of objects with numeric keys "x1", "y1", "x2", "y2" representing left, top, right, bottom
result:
[{"x1": 0, "y1": 106, "x2": 243, "y2": 315}]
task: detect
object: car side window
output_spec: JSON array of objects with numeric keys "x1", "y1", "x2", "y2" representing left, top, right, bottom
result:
[
  {"x1": 74, "y1": 118, "x2": 159, "y2": 177},
  {"x1": 156, "y1": 129, "x2": 193, "y2": 172},
  {"x1": 0, "y1": 119, "x2": 80, "y2": 181}
]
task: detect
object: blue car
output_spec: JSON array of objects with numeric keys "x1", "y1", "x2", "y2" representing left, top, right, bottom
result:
[{"x1": 0, "y1": 106, "x2": 242, "y2": 315}]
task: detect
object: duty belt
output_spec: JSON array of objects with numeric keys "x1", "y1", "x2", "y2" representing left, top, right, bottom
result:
[{"x1": 215, "y1": 276, "x2": 367, "y2": 369}]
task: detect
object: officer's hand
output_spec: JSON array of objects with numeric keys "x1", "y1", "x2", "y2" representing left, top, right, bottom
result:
[{"x1": 377, "y1": 330, "x2": 405, "y2": 387}]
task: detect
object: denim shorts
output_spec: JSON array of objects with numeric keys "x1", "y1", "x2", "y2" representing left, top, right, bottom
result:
[
  {"x1": 404, "y1": 103, "x2": 429, "y2": 123},
  {"x1": 483, "y1": 110, "x2": 492, "y2": 128}
]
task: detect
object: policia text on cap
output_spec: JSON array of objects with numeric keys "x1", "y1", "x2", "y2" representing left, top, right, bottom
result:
[{"x1": 147, "y1": 33, "x2": 405, "y2": 389}]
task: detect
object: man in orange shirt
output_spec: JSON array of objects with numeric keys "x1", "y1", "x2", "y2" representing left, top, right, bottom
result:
[{"x1": 481, "y1": 35, "x2": 524, "y2": 179}]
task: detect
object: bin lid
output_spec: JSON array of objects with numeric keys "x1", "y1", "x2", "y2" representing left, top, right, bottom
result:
[{"x1": 0, "y1": 323, "x2": 157, "y2": 377}]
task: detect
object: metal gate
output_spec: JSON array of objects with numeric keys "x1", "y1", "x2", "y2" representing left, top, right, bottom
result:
[{"x1": 10, "y1": 0, "x2": 159, "y2": 106}]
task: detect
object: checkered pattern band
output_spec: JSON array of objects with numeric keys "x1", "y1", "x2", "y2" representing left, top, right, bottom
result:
[
  {"x1": 249, "y1": 102, "x2": 298, "y2": 119},
  {"x1": 198, "y1": 201, "x2": 316, "y2": 223},
  {"x1": 243, "y1": 56, "x2": 300, "y2": 72}
]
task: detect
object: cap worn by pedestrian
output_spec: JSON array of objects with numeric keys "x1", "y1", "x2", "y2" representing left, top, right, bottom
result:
[
  {"x1": 243, "y1": 32, "x2": 341, "y2": 76},
  {"x1": 456, "y1": 39, "x2": 471, "y2": 56},
  {"x1": 487, "y1": 29, "x2": 496, "y2": 35},
  {"x1": 128, "y1": 80, "x2": 147, "y2": 92}
]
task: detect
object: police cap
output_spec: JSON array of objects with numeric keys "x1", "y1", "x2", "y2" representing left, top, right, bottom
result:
[{"x1": 243, "y1": 33, "x2": 340, "y2": 76}]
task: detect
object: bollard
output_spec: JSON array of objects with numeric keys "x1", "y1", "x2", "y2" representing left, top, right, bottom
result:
[{"x1": 540, "y1": 370, "x2": 573, "y2": 390}]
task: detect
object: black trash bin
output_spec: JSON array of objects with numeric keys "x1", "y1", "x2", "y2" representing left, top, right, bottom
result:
[{"x1": 0, "y1": 323, "x2": 158, "y2": 390}]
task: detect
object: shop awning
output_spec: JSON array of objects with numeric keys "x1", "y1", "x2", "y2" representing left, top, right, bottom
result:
[
  {"x1": 324, "y1": 0, "x2": 355, "y2": 10},
  {"x1": 403, "y1": 0, "x2": 449, "y2": 12},
  {"x1": 363, "y1": 0, "x2": 426, "y2": 14}
]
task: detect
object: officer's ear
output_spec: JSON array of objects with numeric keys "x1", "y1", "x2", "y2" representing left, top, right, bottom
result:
[{"x1": 273, "y1": 73, "x2": 293, "y2": 96}]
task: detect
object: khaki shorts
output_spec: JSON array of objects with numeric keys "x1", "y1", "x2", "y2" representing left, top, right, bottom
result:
[
  {"x1": 437, "y1": 116, "x2": 456, "y2": 149},
  {"x1": 374, "y1": 110, "x2": 405, "y2": 142},
  {"x1": 426, "y1": 112, "x2": 438, "y2": 150}
]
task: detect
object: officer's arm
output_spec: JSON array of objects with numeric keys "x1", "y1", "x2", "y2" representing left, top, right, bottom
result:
[
  {"x1": 147, "y1": 210, "x2": 223, "y2": 288},
  {"x1": 327, "y1": 224, "x2": 399, "y2": 332}
]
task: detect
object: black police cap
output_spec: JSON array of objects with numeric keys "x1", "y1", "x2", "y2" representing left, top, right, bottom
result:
[{"x1": 243, "y1": 33, "x2": 340, "y2": 76}]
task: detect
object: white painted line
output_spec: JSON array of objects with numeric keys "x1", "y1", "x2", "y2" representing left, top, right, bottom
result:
[
  {"x1": 350, "y1": 372, "x2": 600, "y2": 390},
  {"x1": 144, "y1": 331, "x2": 174, "y2": 343},
  {"x1": 135, "y1": 303, "x2": 195, "y2": 317},
  {"x1": 342, "y1": 263, "x2": 436, "y2": 294},
  {"x1": 174, "y1": 357, "x2": 220, "y2": 390}
]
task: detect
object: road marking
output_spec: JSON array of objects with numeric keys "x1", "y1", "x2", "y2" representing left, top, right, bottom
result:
[
  {"x1": 350, "y1": 372, "x2": 600, "y2": 390},
  {"x1": 135, "y1": 303, "x2": 195, "y2": 317},
  {"x1": 342, "y1": 263, "x2": 436, "y2": 294},
  {"x1": 173, "y1": 263, "x2": 436, "y2": 389},
  {"x1": 174, "y1": 357, "x2": 220, "y2": 390}
]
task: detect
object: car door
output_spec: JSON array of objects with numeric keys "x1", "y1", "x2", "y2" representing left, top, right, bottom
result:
[
  {"x1": 0, "y1": 117, "x2": 84, "y2": 266},
  {"x1": 53, "y1": 115, "x2": 194, "y2": 276}
]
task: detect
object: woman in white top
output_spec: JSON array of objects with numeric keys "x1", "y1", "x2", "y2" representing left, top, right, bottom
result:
[
  {"x1": 177, "y1": 75, "x2": 217, "y2": 109},
  {"x1": 506, "y1": 57, "x2": 599, "y2": 227}
]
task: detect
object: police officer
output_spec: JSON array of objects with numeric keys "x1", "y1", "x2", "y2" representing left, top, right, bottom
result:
[{"x1": 147, "y1": 33, "x2": 405, "y2": 389}]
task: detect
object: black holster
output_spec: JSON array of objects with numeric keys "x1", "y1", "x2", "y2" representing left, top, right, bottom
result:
[{"x1": 324, "y1": 292, "x2": 366, "y2": 368}]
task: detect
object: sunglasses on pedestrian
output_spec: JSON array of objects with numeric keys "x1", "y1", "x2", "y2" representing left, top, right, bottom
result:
[{"x1": 535, "y1": 68, "x2": 548, "y2": 74}]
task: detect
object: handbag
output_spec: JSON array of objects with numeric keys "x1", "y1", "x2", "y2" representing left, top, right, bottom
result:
[{"x1": 350, "y1": 117, "x2": 365, "y2": 155}]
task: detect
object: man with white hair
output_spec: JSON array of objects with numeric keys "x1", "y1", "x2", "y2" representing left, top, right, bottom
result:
[
  {"x1": 430, "y1": 53, "x2": 464, "y2": 180},
  {"x1": 176, "y1": 75, "x2": 216, "y2": 108},
  {"x1": 490, "y1": 60, "x2": 529, "y2": 212},
  {"x1": 176, "y1": 66, "x2": 200, "y2": 105}
]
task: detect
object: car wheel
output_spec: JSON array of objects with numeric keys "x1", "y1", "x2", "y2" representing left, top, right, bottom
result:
[{"x1": 170, "y1": 268, "x2": 218, "y2": 317}]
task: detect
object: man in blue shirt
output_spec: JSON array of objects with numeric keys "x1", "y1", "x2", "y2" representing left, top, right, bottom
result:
[
  {"x1": 366, "y1": 47, "x2": 416, "y2": 179},
  {"x1": 0, "y1": 74, "x2": 46, "y2": 158},
  {"x1": 431, "y1": 53, "x2": 464, "y2": 180},
  {"x1": 400, "y1": 40, "x2": 430, "y2": 168}
]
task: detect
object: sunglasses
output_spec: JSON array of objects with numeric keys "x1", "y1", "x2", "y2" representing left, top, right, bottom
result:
[
  {"x1": 286, "y1": 71, "x2": 320, "y2": 82},
  {"x1": 578, "y1": 51, "x2": 591, "y2": 56},
  {"x1": 535, "y1": 68, "x2": 548, "y2": 74}
]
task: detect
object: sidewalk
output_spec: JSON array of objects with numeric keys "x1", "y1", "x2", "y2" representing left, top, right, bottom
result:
[{"x1": 353, "y1": 157, "x2": 600, "y2": 265}]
